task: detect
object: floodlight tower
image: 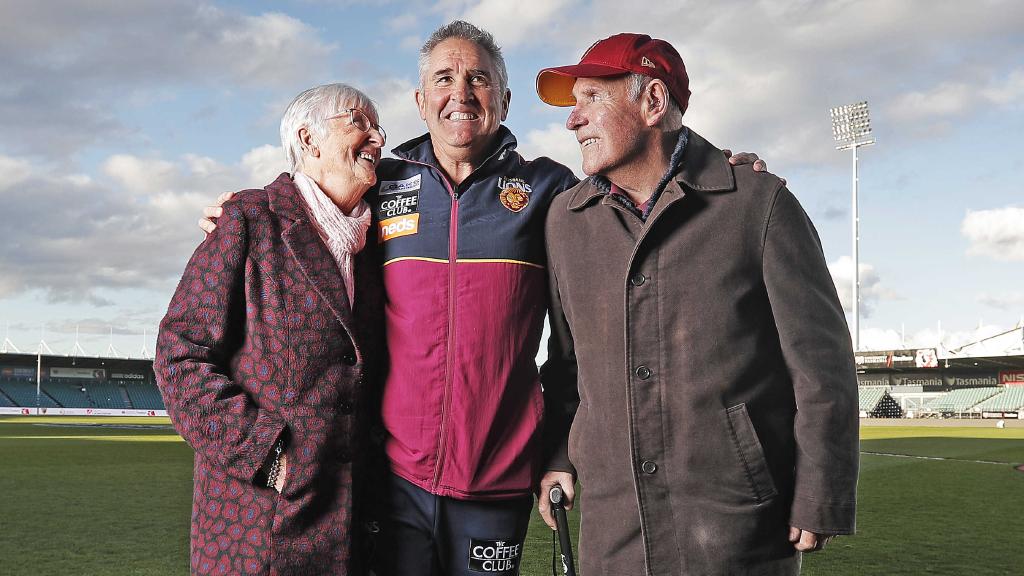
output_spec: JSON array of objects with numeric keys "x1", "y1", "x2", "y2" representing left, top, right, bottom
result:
[{"x1": 830, "y1": 101, "x2": 875, "y2": 351}]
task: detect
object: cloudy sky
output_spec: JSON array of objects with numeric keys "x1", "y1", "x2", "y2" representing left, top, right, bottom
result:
[{"x1": 1, "y1": 0, "x2": 1022, "y2": 357}]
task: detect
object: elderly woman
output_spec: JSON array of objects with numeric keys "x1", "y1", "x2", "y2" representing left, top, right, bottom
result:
[{"x1": 155, "y1": 83, "x2": 386, "y2": 575}]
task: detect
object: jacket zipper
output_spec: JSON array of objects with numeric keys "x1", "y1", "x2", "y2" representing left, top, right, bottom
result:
[
  {"x1": 406, "y1": 159, "x2": 458, "y2": 492},
  {"x1": 433, "y1": 181, "x2": 459, "y2": 491},
  {"x1": 401, "y1": 146, "x2": 508, "y2": 493}
]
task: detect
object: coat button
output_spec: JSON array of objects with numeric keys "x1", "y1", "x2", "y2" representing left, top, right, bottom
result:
[
  {"x1": 641, "y1": 460, "x2": 658, "y2": 474},
  {"x1": 339, "y1": 401, "x2": 353, "y2": 414},
  {"x1": 342, "y1": 353, "x2": 357, "y2": 366},
  {"x1": 630, "y1": 273, "x2": 646, "y2": 286},
  {"x1": 635, "y1": 365, "x2": 652, "y2": 379},
  {"x1": 337, "y1": 449, "x2": 351, "y2": 463}
]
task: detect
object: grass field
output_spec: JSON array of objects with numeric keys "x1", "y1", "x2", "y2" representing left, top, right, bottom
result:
[{"x1": 2, "y1": 417, "x2": 1022, "y2": 575}]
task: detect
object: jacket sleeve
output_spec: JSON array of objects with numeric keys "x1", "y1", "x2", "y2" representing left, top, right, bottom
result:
[
  {"x1": 762, "y1": 186, "x2": 859, "y2": 535},
  {"x1": 538, "y1": 210, "x2": 580, "y2": 477},
  {"x1": 154, "y1": 200, "x2": 286, "y2": 485}
]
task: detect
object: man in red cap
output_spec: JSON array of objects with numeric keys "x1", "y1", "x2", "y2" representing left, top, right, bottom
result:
[{"x1": 536, "y1": 33, "x2": 859, "y2": 575}]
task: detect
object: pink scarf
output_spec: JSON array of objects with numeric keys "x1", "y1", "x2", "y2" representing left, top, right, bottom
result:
[{"x1": 293, "y1": 171, "x2": 372, "y2": 308}]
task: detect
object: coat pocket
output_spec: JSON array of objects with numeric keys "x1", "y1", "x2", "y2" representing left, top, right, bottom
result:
[{"x1": 724, "y1": 403, "x2": 778, "y2": 503}]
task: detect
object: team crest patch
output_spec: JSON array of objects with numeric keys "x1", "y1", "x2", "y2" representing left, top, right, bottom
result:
[
  {"x1": 497, "y1": 177, "x2": 531, "y2": 213},
  {"x1": 467, "y1": 538, "x2": 523, "y2": 574}
]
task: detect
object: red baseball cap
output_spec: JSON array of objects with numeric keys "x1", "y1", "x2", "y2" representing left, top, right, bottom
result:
[{"x1": 536, "y1": 33, "x2": 690, "y2": 113}]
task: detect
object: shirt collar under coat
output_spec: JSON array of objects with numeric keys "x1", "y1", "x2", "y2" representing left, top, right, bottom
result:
[
  {"x1": 566, "y1": 128, "x2": 736, "y2": 211},
  {"x1": 389, "y1": 125, "x2": 519, "y2": 168}
]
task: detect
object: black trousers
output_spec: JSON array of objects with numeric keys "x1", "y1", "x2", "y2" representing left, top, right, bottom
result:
[{"x1": 373, "y1": 474, "x2": 533, "y2": 576}]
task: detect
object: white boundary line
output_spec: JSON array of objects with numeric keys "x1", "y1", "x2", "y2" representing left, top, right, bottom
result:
[{"x1": 861, "y1": 451, "x2": 1014, "y2": 466}]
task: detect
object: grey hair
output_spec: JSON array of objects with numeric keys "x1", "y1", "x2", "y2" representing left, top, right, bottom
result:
[
  {"x1": 279, "y1": 83, "x2": 378, "y2": 174},
  {"x1": 418, "y1": 20, "x2": 508, "y2": 96},
  {"x1": 626, "y1": 73, "x2": 683, "y2": 130}
]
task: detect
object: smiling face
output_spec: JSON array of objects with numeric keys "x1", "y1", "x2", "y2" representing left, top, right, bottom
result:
[
  {"x1": 304, "y1": 106, "x2": 383, "y2": 207},
  {"x1": 416, "y1": 38, "x2": 510, "y2": 164},
  {"x1": 566, "y1": 76, "x2": 647, "y2": 179}
]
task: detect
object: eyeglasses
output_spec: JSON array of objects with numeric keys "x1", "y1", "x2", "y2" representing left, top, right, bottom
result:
[{"x1": 328, "y1": 108, "x2": 387, "y2": 145}]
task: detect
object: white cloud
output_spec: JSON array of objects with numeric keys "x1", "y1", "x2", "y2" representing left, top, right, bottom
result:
[
  {"x1": 0, "y1": 145, "x2": 283, "y2": 303},
  {"x1": 888, "y1": 70, "x2": 1024, "y2": 122},
  {"x1": 103, "y1": 155, "x2": 178, "y2": 197},
  {"x1": 519, "y1": 123, "x2": 583, "y2": 176},
  {"x1": 455, "y1": 0, "x2": 578, "y2": 47},
  {"x1": 887, "y1": 83, "x2": 974, "y2": 121},
  {"x1": 0, "y1": 155, "x2": 34, "y2": 184},
  {"x1": 389, "y1": 12, "x2": 419, "y2": 32},
  {"x1": 209, "y1": 11, "x2": 336, "y2": 86},
  {"x1": 859, "y1": 322, "x2": 1018, "y2": 353},
  {"x1": 858, "y1": 328, "x2": 905, "y2": 351},
  {"x1": 981, "y1": 69, "x2": 1024, "y2": 105},
  {"x1": 368, "y1": 78, "x2": 426, "y2": 150},
  {"x1": 827, "y1": 256, "x2": 897, "y2": 317},
  {"x1": 0, "y1": 1, "x2": 337, "y2": 158},
  {"x1": 977, "y1": 291, "x2": 1024, "y2": 310},
  {"x1": 961, "y1": 207, "x2": 1024, "y2": 261},
  {"x1": 242, "y1": 145, "x2": 289, "y2": 184}
]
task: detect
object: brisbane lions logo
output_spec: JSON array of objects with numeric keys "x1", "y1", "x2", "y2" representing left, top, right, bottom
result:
[{"x1": 497, "y1": 177, "x2": 531, "y2": 213}]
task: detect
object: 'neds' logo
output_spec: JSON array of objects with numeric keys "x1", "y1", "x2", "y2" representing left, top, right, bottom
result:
[{"x1": 379, "y1": 214, "x2": 419, "y2": 242}]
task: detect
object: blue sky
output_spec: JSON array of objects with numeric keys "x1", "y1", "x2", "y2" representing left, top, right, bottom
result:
[{"x1": 1, "y1": 0, "x2": 1022, "y2": 357}]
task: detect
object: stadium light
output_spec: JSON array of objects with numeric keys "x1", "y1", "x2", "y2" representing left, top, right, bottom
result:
[{"x1": 830, "y1": 101, "x2": 875, "y2": 351}]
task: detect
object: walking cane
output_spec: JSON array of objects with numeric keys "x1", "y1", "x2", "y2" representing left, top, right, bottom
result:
[{"x1": 549, "y1": 485, "x2": 577, "y2": 576}]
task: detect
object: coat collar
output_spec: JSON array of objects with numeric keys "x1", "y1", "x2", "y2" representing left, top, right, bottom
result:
[
  {"x1": 266, "y1": 172, "x2": 358, "y2": 331},
  {"x1": 567, "y1": 128, "x2": 735, "y2": 211},
  {"x1": 266, "y1": 172, "x2": 309, "y2": 222}
]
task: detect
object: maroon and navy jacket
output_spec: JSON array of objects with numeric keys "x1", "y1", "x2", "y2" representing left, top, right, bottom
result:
[{"x1": 369, "y1": 126, "x2": 579, "y2": 500}]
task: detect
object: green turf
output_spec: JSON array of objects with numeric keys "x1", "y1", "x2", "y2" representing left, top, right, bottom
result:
[
  {"x1": 2, "y1": 418, "x2": 1022, "y2": 575},
  {"x1": 0, "y1": 416, "x2": 193, "y2": 575},
  {"x1": 802, "y1": 426, "x2": 1024, "y2": 576}
]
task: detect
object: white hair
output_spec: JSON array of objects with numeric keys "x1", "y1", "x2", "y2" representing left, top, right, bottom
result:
[
  {"x1": 625, "y1": 73, "x2": 683, "y2": 130},
  {"x1": 279, "y1": 83, "x2": 378, "y2": 174},
  {"x1": 418, "y1": 20, "x2": 508, "y2": 96}
]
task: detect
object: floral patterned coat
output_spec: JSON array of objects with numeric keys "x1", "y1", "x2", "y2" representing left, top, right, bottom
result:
[{"x1": 156, "y1": 173, "x2": 384, "y2": 575}]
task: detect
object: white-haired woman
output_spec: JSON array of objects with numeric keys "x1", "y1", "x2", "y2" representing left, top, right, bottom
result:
[{"x1": 156, "y1": 83, "x2": 387, "y2": 576}]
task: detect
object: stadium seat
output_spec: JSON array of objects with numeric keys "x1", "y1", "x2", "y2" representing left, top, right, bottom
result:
[
  {"x1": 924, "y1": 387, "x2": 1002, "y2": 413},
  {"x1": 0, "y1": 379, "x2": 60, "y2": 407},
  {"x1": 82, "y1": 380, "x2": 129, "y2": 409},
  {"x1": 121, "y1": 381, "x2": 166, "y2": 410},
  {"x1": 974, "y1": 387, "x2": 1024, "y2": 412},
  {"x1": 40, "y1": 379, "x2": 93, "y2": 408},
  {"x1": 859, "y1": 386, "x2": 887, "y2": 412}
]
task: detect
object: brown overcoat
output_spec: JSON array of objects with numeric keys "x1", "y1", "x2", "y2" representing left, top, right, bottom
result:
[
  {"x1": 541, "y1": 130, "x2": 859, "y2": 576},
  {"x1": 156, "y1": 173, "x2": 384, "y2": 575}
]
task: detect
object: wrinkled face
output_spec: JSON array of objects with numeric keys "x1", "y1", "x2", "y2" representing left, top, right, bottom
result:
[
  {"x1": 416, "y1": 38, "x2": 510, "y2": 159},
  {"x1": 316, "y1": 107, "x2": 384, "y2": 191},
  {"x1": 565, "y1": 76, "x2": 645, "y2": 177}
]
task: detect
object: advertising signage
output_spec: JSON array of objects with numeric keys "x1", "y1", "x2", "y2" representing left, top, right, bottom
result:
[
  {"x1": 50, "y1": 367, "x2": 106, "y2": 380},
  {"x1": 857, "y1": 373, "x2": 891, "y2": 387},
  {"x1": 889, "y1": 372, "x2": 998, "y2": 390},
  {"x1": 855, "y1": 349, "x2": 939, "y2": 370},
  {"x1": 1000, "y1": 370, "x2": 1024, "y2": 386},
  {"x1": 1, "y1": 366, "x2": 36, "y2": 378}
]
